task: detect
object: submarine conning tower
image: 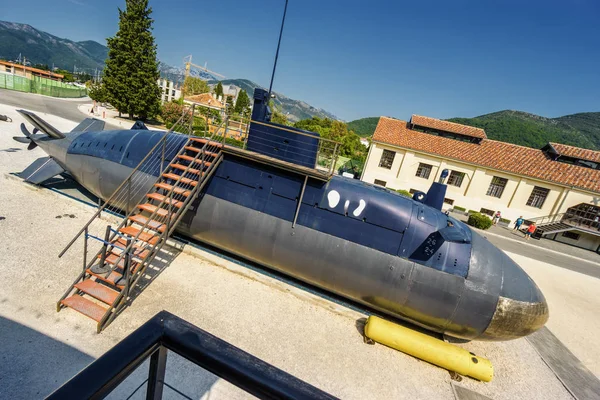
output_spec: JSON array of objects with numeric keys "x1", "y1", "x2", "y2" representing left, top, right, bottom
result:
[{"x1": 247, "y1": 88, "x2": 321, "y2": 169}]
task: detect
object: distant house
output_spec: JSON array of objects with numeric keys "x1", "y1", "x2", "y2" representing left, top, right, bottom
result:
[
  {"x1": 0, "y1": 60, "x2": 63, "y2": 81},
  {"x1": 184, "y1": 92, "x2": 225, "y2": 112},
  {"x1": 222, "y1": 84, "x2": 240, "y2": 104},
  {"x1": 157, "y1": 78, "x2": 181, "y2": 103}
]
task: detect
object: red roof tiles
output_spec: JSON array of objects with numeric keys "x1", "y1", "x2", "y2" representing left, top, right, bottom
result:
[
  {"x1": 550, "y1": 143, "x2": 600, "y2": 164},
  {"x1": 373, "y1": 117, "x2": 600, "y2": 193},
  {"x1": 411, "y1": 114, "x2": 487, "y2": 139}
]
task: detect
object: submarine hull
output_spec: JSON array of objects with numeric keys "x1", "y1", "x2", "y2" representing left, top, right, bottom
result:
[{"x1": 59, "y1": 140, "x2": 547, "y2": 341}]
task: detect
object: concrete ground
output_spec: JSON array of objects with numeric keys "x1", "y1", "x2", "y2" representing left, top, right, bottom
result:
[{"x1": 1, "y1": 98, "x2": 600, "y2": 399}]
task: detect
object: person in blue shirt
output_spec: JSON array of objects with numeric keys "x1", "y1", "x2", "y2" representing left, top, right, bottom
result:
[{"x1": 514, "y1": 216, "x2": 524, "y2": 231}]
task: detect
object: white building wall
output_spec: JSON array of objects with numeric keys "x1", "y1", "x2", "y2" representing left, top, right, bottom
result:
[{"x1": 362, "y1": 142, "x2": 600, "y2": 225}]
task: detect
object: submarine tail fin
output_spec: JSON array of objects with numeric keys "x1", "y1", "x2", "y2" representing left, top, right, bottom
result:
[
  {"x1": 17, "y1": 109, "x2": 65, "y2": 139},
  {"x1": 19, "y1": 156, "x2": 65, "y2": 185}
]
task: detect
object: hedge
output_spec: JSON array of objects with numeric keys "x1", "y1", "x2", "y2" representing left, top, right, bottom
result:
[
  {"x1": 499, "y1": 218, "x2": 511, "y2": 224},
  {"x1": 453, "y1": 206, "x2": 466, "y2": 212},
  {"x1": 467, "y1": 212, "x2": 493, "y2": 230},
  {"x1": 396, "y1": 189, "x2": 412, "y2": 198},
  {"x1": 467, "y1": 209, "x2": 478, "y2": 214}
]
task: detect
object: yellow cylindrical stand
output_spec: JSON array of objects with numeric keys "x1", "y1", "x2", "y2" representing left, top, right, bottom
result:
[{"x1": 364, "y1": 316, "x2": 493, "y2": 382}]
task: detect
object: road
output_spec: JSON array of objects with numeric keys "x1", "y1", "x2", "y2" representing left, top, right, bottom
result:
[
  {"x1": 484, "y1": 232, "x2": 600, "y2": 279},
  {"x1": 0, "y1": 89, "x2": 118, "y2": 129}
]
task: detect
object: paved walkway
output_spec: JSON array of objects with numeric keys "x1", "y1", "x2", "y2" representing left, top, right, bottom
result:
[{"x1": 77, "y1": 103, "x2": 166, "y2": 131}]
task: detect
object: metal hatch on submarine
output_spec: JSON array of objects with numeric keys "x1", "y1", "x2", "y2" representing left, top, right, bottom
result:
[{"x1": 14, "y1": 88, "x2": 549, "y2": 340}]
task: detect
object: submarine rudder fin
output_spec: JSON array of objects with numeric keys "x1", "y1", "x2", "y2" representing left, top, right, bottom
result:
[{"x1": 19, "y1": 156, "x2": 65, "y2": 185}]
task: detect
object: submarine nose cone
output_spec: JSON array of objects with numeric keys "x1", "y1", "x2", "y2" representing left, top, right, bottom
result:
[{"x1": 470, "y1": 231, "x2": 549, "y2": 341}]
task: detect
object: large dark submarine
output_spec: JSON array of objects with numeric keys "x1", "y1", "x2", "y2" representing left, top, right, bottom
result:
[{"x1": 14, "y1": 88, "x2": 548, "y2": 340}]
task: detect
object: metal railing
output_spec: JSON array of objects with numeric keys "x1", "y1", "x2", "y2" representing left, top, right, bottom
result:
[
  {"x1": 47, "y1": 311, "x2": 337, "y2": 400},
  {"x1": 526, "y1": 212, "x2": 600, "y2": 234}
]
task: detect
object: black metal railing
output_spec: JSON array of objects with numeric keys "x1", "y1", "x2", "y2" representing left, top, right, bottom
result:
[{"x1": 47, "y1": 311, "x2": 337, "y2": 400}]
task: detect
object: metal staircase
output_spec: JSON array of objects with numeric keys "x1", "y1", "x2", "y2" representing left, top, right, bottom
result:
[{"x1": 57, "y1": 115, "x2": 224, "y2": 332}]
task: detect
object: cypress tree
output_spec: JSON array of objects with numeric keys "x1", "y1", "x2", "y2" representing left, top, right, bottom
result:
[
  {"x1": 214, "y1": 81, "x2": 224, "y2": 98},
  {"x1": 103, "y1": 0, "x2": 161, "y2": 120},
  {"x1": 234, "y1": 89, "x2": 251, "y2": 116}
]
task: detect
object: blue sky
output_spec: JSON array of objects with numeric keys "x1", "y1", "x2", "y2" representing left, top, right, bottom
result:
[{"x1": 2, "y1": 0, "x2": 599, "y2": 121}]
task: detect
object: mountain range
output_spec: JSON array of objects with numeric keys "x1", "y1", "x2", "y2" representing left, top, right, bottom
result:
[{"x1": 0, "y1": 20, "x2": 337, "y2": 122}]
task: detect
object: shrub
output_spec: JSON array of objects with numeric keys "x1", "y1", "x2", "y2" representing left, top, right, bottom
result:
[
  {"x1": 396, "y1": 189, "x2": 412, "y2": 198},
  {"x1": 161, "y1": 101, "x2": 186, "y2": 129},
  {"x1": 467, "y1": 209, "x2": 478, "y2": 214},
  {"x1": 499, "y1": 218, "x2": 511, "y2": 224},
  {"x1": 453, "y1": 206, "x2": 466, "y2": 212},
  {"x1": 467, "y1": 212, "x2": 493, "y2": 230}
]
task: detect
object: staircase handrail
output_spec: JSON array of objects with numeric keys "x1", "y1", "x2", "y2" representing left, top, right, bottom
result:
[
  {"x1": 93, "y1": 120, "x2": 227, "y2": 285},
  {"x1": 58, "y1": 107, "x2": 195, "y2": 258}
]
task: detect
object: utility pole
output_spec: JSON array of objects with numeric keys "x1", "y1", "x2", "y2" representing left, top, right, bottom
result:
[{"x1": 267, "y1": 0, "x2": 289, "y2": 99}]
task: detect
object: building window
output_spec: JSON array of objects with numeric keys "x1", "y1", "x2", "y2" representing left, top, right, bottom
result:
[
  {"x1": 561, "y1": 231, "x2": 580, "y2": 240},
  {"x1": 415, "y1": 163, "x2": 433, "y2": 179},
  {"x1": 486, "y1": 177, "x2": 508, "y2": 198},
  {"x1": 527, "y1": 186, "x2": 550, "y2": 209},
  {"x1": 447, "y1": 171, "x2": 465, "y2": 187},
  {"x1": 374, "y1": 179, "x2": 387, "y2": 187},
  {"x1": 378, "y1": 150, "x2": 396, "y2": 169},
  {"x1": 444, "y1": 198, "x2": 454, "y2": 205}
]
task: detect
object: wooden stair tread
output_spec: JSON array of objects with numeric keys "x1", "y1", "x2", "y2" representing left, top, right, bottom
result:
[
  {"x1": 170, "y1": 163, "x2": 201, "y2": 175},
  {"x1": 177, "y1": 154, "x2": 213, "y2": 167},
  {"x1": 61, "y1": 295, "x2": 107, "y2": 322},
  {"x1": 162, "y1": 173, "x2": 198, "y2": 186},
  {"x1": 75, "y1": 279, "x2": 119, "y2": 305},
  {"x1": 146, "y1": 192, "x2": 184, "y2": 208},
  {"x1": 98, "y1": 252, "x2": 141, "y2": 269},
  {"x1": 189, "y1": 137, "x2": 223, "y2": 148},
  {"x1": 119, "y1": 226, "x2": 160, "y2": 245},
  {"x1": 184, "y1": 146, "x2": 219, "y2": 158},
  {"x1": 129, "y1": 214, "x2": 166, "y2": 232},
  {"x1": 114, "y1": 237, "x2": 151, "y2": 260},
  {"x1": 138, "y1": 203, "x2": 170, "y2": 217},
  {"x1": 154, "y1": 182, "x2": 191, "y2": 197},
  {"x1": 87, "y1": 268, "x2": 125, "y2": 288}
]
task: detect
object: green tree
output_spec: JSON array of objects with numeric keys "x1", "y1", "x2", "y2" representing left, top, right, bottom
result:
[
  {"x1": 225, "y1": 96, "x2": 234, "y2": 115},
  {"x1": 214, "y1": 81, "x2": 224, "y2": 97},
  {"x1": 103, "y1": 0, "x2": 161, "y2": 120},
  {"x1": 87, "y1": 81, "x2": 108, "y2": 103},
  {"x1": 234, "y1": 89, "x2": 250, "y2": 116},
  {"x1": 55, "y1": 69, "x2": 75, "y2": 82},
  {"x1": 182, "y1": 76, "x2": 210, "y2": 97}
]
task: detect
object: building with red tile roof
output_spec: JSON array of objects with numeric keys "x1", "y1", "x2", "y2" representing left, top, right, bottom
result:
[{"x1": 361, "y1": 115, "x2": 600, "y2": 252}]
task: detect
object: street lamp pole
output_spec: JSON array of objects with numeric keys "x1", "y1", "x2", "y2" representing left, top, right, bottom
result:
[{"x1": 268, "y1": 0, "x2": 289, "y2": 99}]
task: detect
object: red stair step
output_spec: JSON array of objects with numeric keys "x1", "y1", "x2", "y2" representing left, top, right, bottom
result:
[
  {"x1": 87, "y1": 268, "x2": 125, "y2": 288},
  {"x1": 119, "y1": 226, "x2": 159, "y2": 245},
  {"x1": 170, "y1": 163, "x2": 201, "y2": 175},
  {"x1": 184, "y1": 146, "x2": 219, "y2": 158},
  {"x1": 114, "y1": 237, "x2": 151, "y2": 261},
  {"x1": 75, "y1": 279, "x2": 119, "y2": 305},
  {"x1": 154, "y1": 182, "x2": 191, "y2": 197},
  {"x1": 177, "y1": 154, "x2": 213, "y2": 167},
  {"x1": 162, "y1": 173, "x2": 198, "y2": 187},
  {"x1": 61, "y1": 295, "x2": 107, "y2": 322},
  {"x1": 98, "y1": 252, "x2": 140, "y2": 269},
  {"x1": 138, "y1": 203, "x2": 170, "y2": 217},
  {"x1": 189, "y1": 137, "x2": 223, "y2": 148},
  {"x1": 146, "y1": 192, "x2": 184, "y2": 208},
  {"x1": 129, "y1": 214, "x2": 166, "y2": 232}
]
